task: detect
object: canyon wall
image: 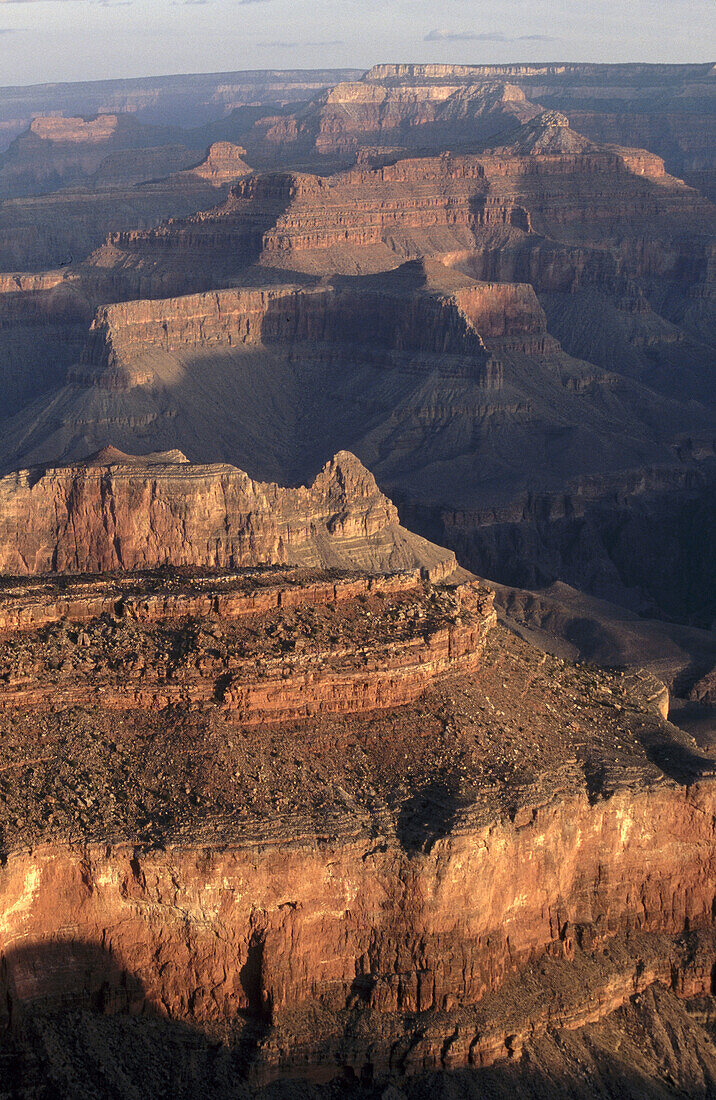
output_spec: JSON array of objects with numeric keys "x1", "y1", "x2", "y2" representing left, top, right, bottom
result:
[
  {"x1": 0, "y1": 574, "x2": 495, "y2": 721},
  {"x1": 92, "y1": 134, "x2": 711, "y2": 294},
  {"x1": 0, "y1": 448, "x2": 457, "y2": 579},
  {"x1": 1, "y1": 778, "x2": 714, "y2": 1076},
  {"x1": 76, "y1": 283, "x2": 490, "y2": 390},
  {"x1": 429, "y1": 460, "x2": 716, "y2": 625}
]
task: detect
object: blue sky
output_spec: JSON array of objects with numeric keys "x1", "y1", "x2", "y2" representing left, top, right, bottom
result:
[{"x1": 0, "y1": 0, "x2": 713, "y2": 87}]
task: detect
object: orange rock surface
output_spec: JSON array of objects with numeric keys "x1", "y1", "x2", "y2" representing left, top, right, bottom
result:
[{"x1": 0, "y1": 448, "x2": 456, "y2": 578}]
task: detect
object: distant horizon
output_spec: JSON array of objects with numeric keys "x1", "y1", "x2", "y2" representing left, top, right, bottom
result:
[
  {"x1": 0, "y1": 0, "x2": 713, "y2": 88},
  {"x1": 0, "y1": 58, "x2": 714, "y2": 94}
]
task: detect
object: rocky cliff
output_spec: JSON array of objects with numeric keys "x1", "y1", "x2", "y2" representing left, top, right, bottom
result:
[
  {"x1": 0, "y1": 447, "x2": 457, "y2": 579},
  {"x1": 0, "y1": 569, "x2": 494, "y2": 720},
  {"x1": 72, "y1": 281, "x2": 492, "y2": 390},
  {"x1": 0, "y1": 581, "x2": 713, "y2": 1093},
  {"x1": 183, "y1": 141, "x2": 252, "y2": 183},
  {"x1": 247, "y1": 79, "x2": 541, "y2": 161},
  {"x1": 91, "y1": 124, "x2": 710, "y2": 295}
]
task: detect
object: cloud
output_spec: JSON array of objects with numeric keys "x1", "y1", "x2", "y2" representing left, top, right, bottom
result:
[
  {"x1": 256, "y1": 38, "x2": 344, "y2": 49},
  {"x1": 425, "y1": 29, "x2": 558, "y2": 43},
  {"x1": 1, "y1": 0, "x2": 268, "y2": 3}
]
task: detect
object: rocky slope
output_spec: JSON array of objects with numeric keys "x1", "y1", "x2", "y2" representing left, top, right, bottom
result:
[
  {"x1": 0, "y1": 261, "x2": 710, "y2": 627},
  {"x1": 0, "y1": 447, "x2": 456, "y2": 579},
  {"x1": 0, "y1": 568, "x2": 493, "y2": 720},
  {"x1": 92, "y1": 122, "x2": 710, "y2": 289},
  {"x1": 0, "y1": 567, "x2": 713, "y2": 1094}
]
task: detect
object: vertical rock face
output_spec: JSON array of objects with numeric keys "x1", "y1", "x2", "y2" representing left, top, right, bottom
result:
[
  {"x1": 0, "y1": 611, "x2": 713, "y2": 1083},
  {"x1": 0, "y1": 543, "x2": 712, "y2": 1085},
  {"x1": 0, "y1": 448, "x2": 456, "y2": 578},
  {"x1": 92, "y1": 129, "x2": 711, "y2": 291},
  {"x1": 184, "y1": 142, "x2": 252, "y2": 183},
  {"x1": 71, "y1": 283, "x2": 491, "y2": 390},
  {"x1": 294, "y1": 80, "x2": 542, "y2": 157},
  {"x1": 2, "y1": 782, "x2": 714, "y2": 1031}
]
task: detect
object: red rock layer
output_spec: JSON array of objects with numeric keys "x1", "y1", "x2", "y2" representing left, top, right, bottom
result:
[
  {"x1": 0, "y1": 577, "x2": 495, "y2": 721},
  {"x1": 1, "y1": 779, "x2": 714, "y2": 1073},
  {"x1": 0, "y1": 569, "x2": 421, "y2": 632},
  {"x1": 0, "y1": 449, "x2": 457, "y2": 579}
]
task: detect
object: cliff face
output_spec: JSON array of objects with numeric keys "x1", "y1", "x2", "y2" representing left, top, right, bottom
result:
[
  {"x1": 0, "y1": 586, "x2": 713, "y2": 1089},
  {"x1": 92, "y1": 132, "x2": 710, "y2": 293},
  {"x1": 430, "y1": 459, "x2": 716, "y2": 625},
  {"x1": 0, "y1": 571, "x2": 494, "y2": 720},
  {"x1": 250, "y1": 80, "x2": 541, "y2": 159},
  {"x1": 2, "y1": 782, "x2": 714, "y2": 1067},
  {"x1": 0, "y1": 448, "x2": 456, "y2": 579},
  {"x1": 73, "y1": 282, "x2": 492, "y2": 390},
  {"x1": 0, "y1": 261, "x2": 707, "y2": 615}
]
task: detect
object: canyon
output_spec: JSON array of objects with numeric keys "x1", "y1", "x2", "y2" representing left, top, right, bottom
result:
[{"x1": 0, "y1": 62, "x2": 714, "y2": 1097}]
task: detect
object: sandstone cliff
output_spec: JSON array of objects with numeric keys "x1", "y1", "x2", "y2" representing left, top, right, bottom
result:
[
  {"x1": 0, "y1": 585, "x2": 713, "y2": 1092},
  {"x1": 0, "y1": 447, "x2": 456, "y2": 579},
  {"x1": 91, "y1": 127, "x2": 711, "y2": 293},
  {"x1": 0, "y1": 569, "x2": 495, "y2": 721}
]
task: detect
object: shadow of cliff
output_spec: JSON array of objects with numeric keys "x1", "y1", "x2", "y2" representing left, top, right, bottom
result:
[
  {"x1": 639, "y1": 725, "x2": 716, "y2": 785},
  {"x1": 396, "y1": 777, "x2": 463, "y2": 854},
  {"x1": 1, "y1": 939, "x2": 715, "y2": 1099},
  {"x1": 0, "y1": 940, "x2": 269, "y2": 1100}
]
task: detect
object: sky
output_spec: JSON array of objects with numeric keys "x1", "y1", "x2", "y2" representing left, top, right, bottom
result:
[{"x1": 0, "y1": 0, "x2": 713, "y2": 88}]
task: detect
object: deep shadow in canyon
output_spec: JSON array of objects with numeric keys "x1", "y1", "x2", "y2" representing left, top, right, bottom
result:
[{"x1": 2, "y1": 940, "x2": 716, "y2": 1099}]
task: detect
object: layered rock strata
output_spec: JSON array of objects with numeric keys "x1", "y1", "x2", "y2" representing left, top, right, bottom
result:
[
  {"x1": 0, "y1": 603, "x2": 713, "y2": 1088},
  {"x1": 0, "y1": 448, "x2": 457, "y2": 579},
  {"x1": 74, "y1": 282, "x2": 491, "y2": 390},
  {"x1": 250, "y1": 79, "x2": 541, "y2": 160},
  {"x1": 0, "y1": 570, "x2": 494, "y2": 721},
  {"x1": 92, "y1": 129, "x2": 711, "y2": 294}
]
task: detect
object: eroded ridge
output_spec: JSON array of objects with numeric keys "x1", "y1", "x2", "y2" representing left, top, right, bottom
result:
[
  {"x1": 0, "y1": 568, "x2": 495, "y2": 721},
  {"x1": 0, "y1": 448, "x2": 457, "y2": 580}
]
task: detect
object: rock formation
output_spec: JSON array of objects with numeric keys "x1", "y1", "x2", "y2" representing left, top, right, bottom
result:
[
  {"x1": 0, "y1": 564, "x2": 713, "y2": 1094},
  {"x1": 247, "y1": 79, "x2": 541, "y2": 161},
  {"x1": 88, "y1": 122, "x2": 710, "y2": 304},
  {"x1": 0, "y1": 569, "x2": 494, "y2": 720},
  {"x1": 357, "y1": 63, "x2": 716, "y2": 199},
  {"x1": 0, "y1": 258, "x2": 710, "y2": 631},
  {"x1": 0, "y1": 62, "x2": 714, "y2": 1097},
  {"x1": 183, "y1": 142, "x2": 253, "y2": 183},
  {"x1": 0, "y1": 447, "x2": 457, "y2": 579},
  {"x1": 0, "y1": 113, "x2": 203, "y2": 199}
]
